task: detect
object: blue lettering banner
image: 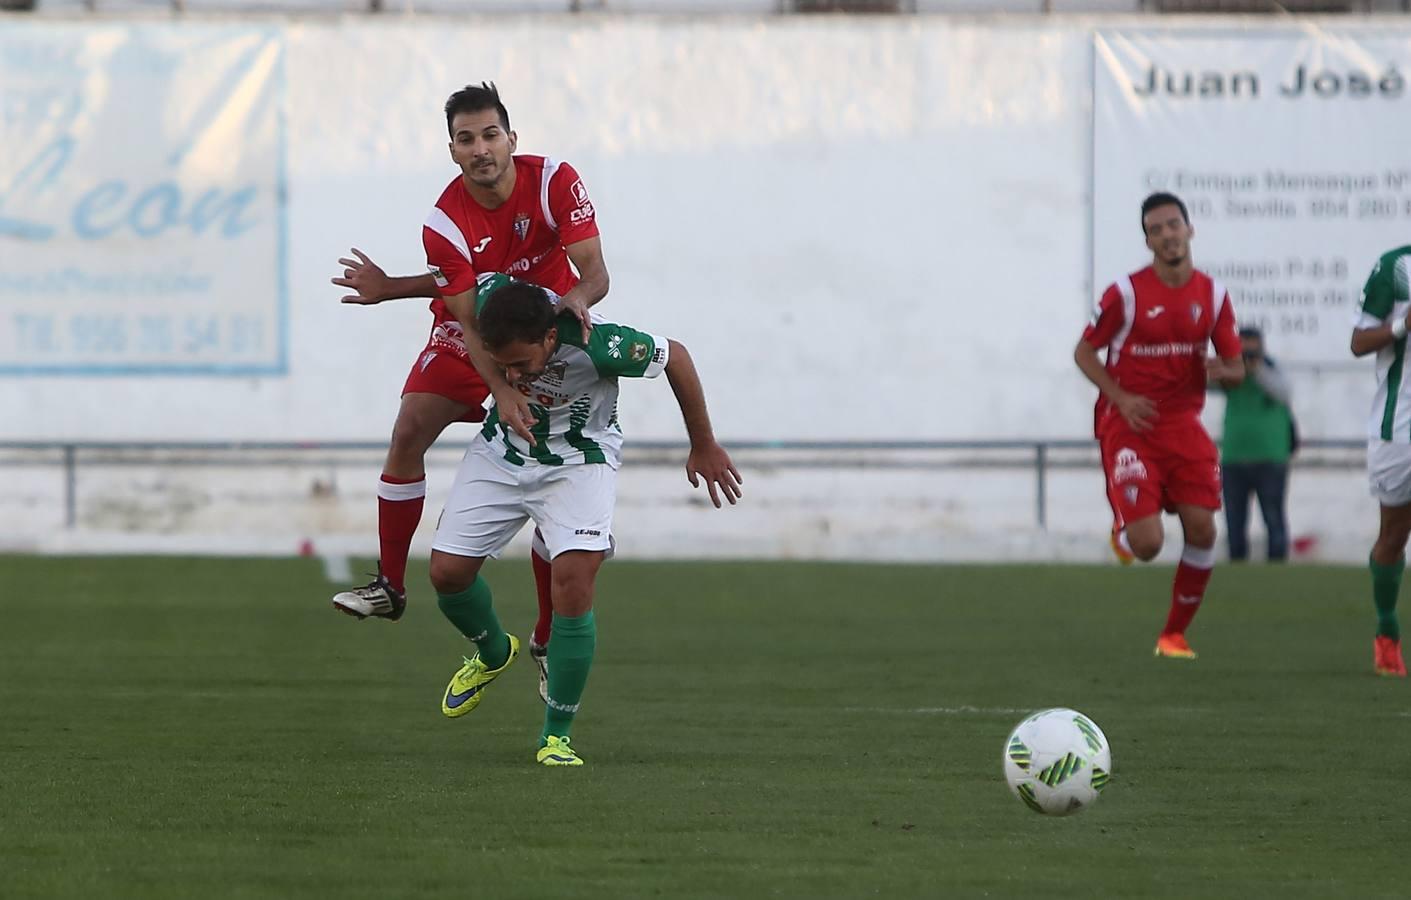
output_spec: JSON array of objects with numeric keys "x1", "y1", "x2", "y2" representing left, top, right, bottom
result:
[{"x1": 0, "y1": 25, "x2": 286, "y2": 375}]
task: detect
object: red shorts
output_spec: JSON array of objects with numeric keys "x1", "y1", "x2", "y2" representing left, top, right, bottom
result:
[
  {"x1": 402, "y1": 348, "x2": 490, "y2": 423},
  {"x1": 1099, "y1": 415, "x2": 1221, "y2": 528}
]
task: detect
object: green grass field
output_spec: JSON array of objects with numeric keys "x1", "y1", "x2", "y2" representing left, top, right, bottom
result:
[{"x1": 3, "y1": 556, "x2": 1410, "y2": 899}]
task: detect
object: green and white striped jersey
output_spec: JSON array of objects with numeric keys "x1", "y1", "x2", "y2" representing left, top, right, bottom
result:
[
  {"x1": 1355, "y1": 246, "x2": 1411, "y2": 443},
  {"x1": 472, "y1": 273, "x2": 670, "y2": 468}
]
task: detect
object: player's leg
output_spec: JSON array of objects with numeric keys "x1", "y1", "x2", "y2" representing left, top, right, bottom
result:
[
  {"x1": 378, "y1": 392, "x2": 470, "y2": 585},
  {"x1": 1370, "y1": 503, "x2": 1411, "y2": 677},
  {"x1": 1152, "y1": 423, "x2": 1222, "y2": 659},
  {"x1": 1367, "y1": 440, "x2": 1411, "y2": 676},
  {"x1": 1100, "y1": 431, "x2": 1164, "y2": 562},
  {"x1": 1124, "y1": 514, "x2": 1164, "y2": 562},
  {"x1": 1221, "y1": 462, "x2": 1253, "y2": 562},
  {"x1": 333, "y1": 348, "x2": 484, "y2": 619},
  {"x1": 1155, "y1": 504, "x2": 1217, "y2": 660},
  {"x1": 536, "y1": 549, "x2": 606, "y2": 766},
  {"x1": 527, "y1": 464, "x2": 616, "y2": 767},
  {"x1": 529, "y1": 528, "x2": 553, "y2": 703},
  {"x1": 1252, "y1": 462, "x2": 1289, "y2": 561},
  {"x1": 429, "y1": 442, "x2": 531, "y2": 715}
]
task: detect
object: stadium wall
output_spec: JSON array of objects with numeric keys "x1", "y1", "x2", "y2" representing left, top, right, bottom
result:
[{"x1": 2, "y1": 17, "x2": 1409, "y2": 559}]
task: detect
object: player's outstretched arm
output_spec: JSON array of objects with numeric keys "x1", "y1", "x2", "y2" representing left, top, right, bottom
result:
[
  {"x1": 664, "y1": 339, "x2": 741, "y2": 509},
  {"x1": 559, "y1": 237, "x2": 611, "y2": 343},
  {"x1": 442, "y1": 290, "x2": 537, "y2": 446},
  {"x1": 333, "y1": 248, "x2": 439, "y2": 304}
]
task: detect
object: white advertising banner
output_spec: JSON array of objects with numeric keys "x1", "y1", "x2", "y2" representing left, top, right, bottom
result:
[
  {"x1": 1093, "y1": 29, "x2": 1411, "y2": 365},
  {"x1": 0, "y1": 26, "x2": 286, "y2": 375}
]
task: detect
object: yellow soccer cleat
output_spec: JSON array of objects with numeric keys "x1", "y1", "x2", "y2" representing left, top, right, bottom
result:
[
  {"x1": 1154, "y1": 632, "x2": 1197, "y2": 660},
  {"x1": 536, "y1": 735, "x2": 584, "y2": 767},
  {"x1": 441, "y1": 634, "x2": 520, "y2": 718}
]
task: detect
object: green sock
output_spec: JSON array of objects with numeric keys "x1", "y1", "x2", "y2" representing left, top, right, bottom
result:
[
  {"x1": 542, "y1": 611, "x2": 596, "y2": 744},
  {"x1": 437, "y1": 577, "x2": 510, "y2": 669},
  {"x1": 1369, "y1": 554, "x2": 1404, "y2": 640}
]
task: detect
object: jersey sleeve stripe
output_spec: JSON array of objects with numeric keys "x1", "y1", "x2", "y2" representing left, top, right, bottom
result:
[
  {"x1": 540, "y1": 157, "x2": 561, "y2": 232},
  {"x1": 425, "y1": 207, "x2": 473, "y2": 263},
  {"x1": 1108, "y1": 276, "x2": 1137, "y2": 365},
  {"x1": 1211, "y1": 277, "x2": 1229, "y2": 337}
]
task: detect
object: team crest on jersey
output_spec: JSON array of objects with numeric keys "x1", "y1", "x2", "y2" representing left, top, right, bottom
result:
[
  {"x1": 513, "y1": 213, "x2": 531, "y2": 241},
  {"x1": 630, "y1": 341, "x2": 649, "y2": 362},
  {"x1": 1190, "y1": 303, "x2": 1202, "y2": 322},
  {"x1": 1112, "y1": 447, "x2": 1148, "y2": 484},
  {"x1": 1124, "y1": 485, "x2": 1139, "y2": 506}
]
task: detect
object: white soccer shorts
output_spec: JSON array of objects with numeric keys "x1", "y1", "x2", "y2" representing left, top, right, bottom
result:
[
  {"x1": 432, "y1": 439, "x2": 617, "y2": 560},
  {"x1": 1368, "y1": 439, "x2": 1411, "y2": 507}
]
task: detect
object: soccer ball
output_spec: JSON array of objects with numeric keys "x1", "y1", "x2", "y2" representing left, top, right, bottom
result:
[{"x1": 1002, "y1": 708, "x2": 1112, "y2": 816}]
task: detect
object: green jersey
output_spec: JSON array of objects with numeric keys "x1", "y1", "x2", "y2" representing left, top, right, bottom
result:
[
  {"x1": 472, "y1": 273, "x2": 670, "y2": 468},
  {"x1": 1355, "y1": 246, "x2": 1411, "y2": 443}
]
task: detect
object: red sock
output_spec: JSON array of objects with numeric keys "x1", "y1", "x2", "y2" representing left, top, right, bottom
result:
[
  {"x1": 531, "y1": 530, "x2": 553, "y2": 646},
  {"x1": 1163, "y1": 544, "x2": 1215, "y2": 636},
  {"x1": 377, "y1": 474, "x2": 426, "y2": 594}
]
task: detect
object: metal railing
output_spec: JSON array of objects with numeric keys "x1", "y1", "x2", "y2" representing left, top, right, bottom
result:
[{"x1": 0, "y1": 438, "x2": 1365, "y2": 531}]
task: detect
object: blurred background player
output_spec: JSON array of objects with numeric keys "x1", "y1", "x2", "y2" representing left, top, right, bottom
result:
[
  {"x1": 1219, "y1": 326, "x2": 1295, "y2": 562},
  {"x1": 429, "y1": 277, "x2": 740, "y2": 766},
  {"x1": 1074, "y1": 192, "x2": 1244, "y2": 660},
  {"x1": 1350, "y1": 243, "x2": 1411, "y2": 677},
  {"x1": 330, "y1": 82, "x2": 609, "y2": 702}
]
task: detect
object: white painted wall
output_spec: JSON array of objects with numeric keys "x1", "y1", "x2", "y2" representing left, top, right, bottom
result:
[{"x1": 2, "y1": 17, "x2": 1404, "y2": 560}]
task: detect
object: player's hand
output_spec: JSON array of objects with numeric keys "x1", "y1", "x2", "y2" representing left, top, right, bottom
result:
[
  {"x1": 1114, "y1": 392, "x2": 1156, "y2": 433},
  {"x1": 685, "y1": 441, "x2": 742, "y2": 508},
  {"x1": 333, "y1": 248, "x2": 391, "y2": 304},
  {"x1": 1205, "y1": 356, "x2": 1242, "y2": 383},
  {"x1": 491, "y1": 385, "x2": 537, "y2": 446},
  {"x1": 559, "y1": 294, "x2": 593, "y2": 343}
]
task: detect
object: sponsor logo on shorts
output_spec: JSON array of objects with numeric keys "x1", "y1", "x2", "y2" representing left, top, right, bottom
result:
[
  {"x1": 1112, "y1": 447, "x2": 1149, "y2": 484},
  {"x1": 574, "y1": 528, "x2": 602, "y2": 536}
]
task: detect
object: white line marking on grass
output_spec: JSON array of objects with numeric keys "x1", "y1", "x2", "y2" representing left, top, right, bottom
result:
[{"x1": 840, "y1": 706, "x2": 1029, "y2": 716}]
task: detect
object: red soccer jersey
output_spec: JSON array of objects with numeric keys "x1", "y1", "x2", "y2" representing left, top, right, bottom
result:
[
  {"x1": 420, "y1": 155, "x2": 599, "y2": 359},
  {"x1": 1082, "y1": 266, "x2": 1241, "y2": 434}
]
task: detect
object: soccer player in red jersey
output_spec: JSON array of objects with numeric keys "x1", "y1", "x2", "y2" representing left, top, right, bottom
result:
[
  {"x1": 1074, "y1": 193, "x2": 1245, "y2": 659},
  {"x1": 331, "y1": 83, "x2": 608, "y2": 699}
]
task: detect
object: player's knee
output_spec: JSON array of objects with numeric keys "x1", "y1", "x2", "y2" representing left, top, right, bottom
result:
[
  {"x1": 549, "y1": 574, "x2": 595, "y2": 616},
  {"x1": 1130, "y1": 537, "x2": 1162, "y2": 562},
  {"x1": 389, "y1": 413, "x2": 437, "y2": 457},
  {"x1": 1375, "y1": 529, "x2": 1411, "y2": 561},
  {"x1": 429, "y1": 556, "x2": 475, "y2": 595}
]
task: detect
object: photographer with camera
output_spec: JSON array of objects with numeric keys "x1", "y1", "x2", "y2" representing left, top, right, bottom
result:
[{"x1": 1219, "y1": 327, "x2": 1295, "y2": 562}]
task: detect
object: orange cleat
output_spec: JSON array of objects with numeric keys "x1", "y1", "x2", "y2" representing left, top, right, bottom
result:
[
  {"x1": 1374, "y1": 636, "x2": 1406, "y2": 677},
  {"x1": 1154, "y1": 632, "x2": 1197, "y2": 660},
  {"x1": 1110, "y1": 528, "x2": 1135, "y2": 566}
]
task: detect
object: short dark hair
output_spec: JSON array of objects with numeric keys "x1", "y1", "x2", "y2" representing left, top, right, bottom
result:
[
  {"x1": 1238, "y1": 326, "x2": 1263, "y2": 341},
  {"x1": 478, "y1": 281, "x2": 557, "y2": 350},
  {"x1": 444, "y1": 82, "x2": 511, "y2": 137},
  {"x1": 1140, "y1": 192, "x2": 1189, "y2": 232}
]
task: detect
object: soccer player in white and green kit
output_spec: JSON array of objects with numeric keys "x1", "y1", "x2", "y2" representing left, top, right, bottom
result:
[
  {"x1": 1352, "y1": 245, "x2": 1411, "y2": 677},
  {"x1": 428, "y1": 274, "x2": 742, "y2": 765}
]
